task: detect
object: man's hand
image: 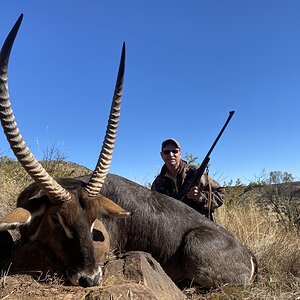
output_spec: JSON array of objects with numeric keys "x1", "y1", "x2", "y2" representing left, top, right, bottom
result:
[{"x1": 187, "y1": 186, "x2": 206, "y2": 203}]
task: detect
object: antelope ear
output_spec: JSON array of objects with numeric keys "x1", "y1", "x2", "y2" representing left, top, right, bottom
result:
[
  {"x1": 97, "y1": 196, "x2": 131, "y2": 218},
  {"x1": 0, "y1": 207, "x2": 32, "y2": 230}
]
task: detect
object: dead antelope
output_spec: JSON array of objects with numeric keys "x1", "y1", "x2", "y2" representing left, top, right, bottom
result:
[{"x1": 0, "y1": 14, "x2": 130, "y2": 287}]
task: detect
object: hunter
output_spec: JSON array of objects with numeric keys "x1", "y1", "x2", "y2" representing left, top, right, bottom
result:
[{"x1": 151, "y1": 138, "x2": 225, "y2": 221}]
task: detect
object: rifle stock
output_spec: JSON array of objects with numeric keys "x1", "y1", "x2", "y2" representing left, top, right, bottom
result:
[{"x1": 179, "y1": 111, "x2": 235, "y2": 201}]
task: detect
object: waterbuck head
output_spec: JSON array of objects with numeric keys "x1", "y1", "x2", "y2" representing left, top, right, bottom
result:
[{"x1": 0, "y1": 14, "x2": 130, "y2": 287}]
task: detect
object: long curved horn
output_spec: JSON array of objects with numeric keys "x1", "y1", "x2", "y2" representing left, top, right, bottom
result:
[
  {"x1": 0, "y1": 14, "x2": 71, "y2": 202},
  {"x1": 84, "y1": 43, "x2": 125, "y2": 196}
]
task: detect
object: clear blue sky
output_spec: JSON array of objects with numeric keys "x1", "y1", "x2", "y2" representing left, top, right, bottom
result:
[{"x1": 0, "y1": 1, "x2": 299, "y2": 185}]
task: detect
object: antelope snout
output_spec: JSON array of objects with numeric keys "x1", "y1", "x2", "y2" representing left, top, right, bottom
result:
[{"x1": 69, "y1": 265, "x2": 102, "y2": 287}]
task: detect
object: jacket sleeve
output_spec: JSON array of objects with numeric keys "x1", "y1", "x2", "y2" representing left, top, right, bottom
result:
[{"x1": 199, "y1": 174, "x2": 225, "y2": 210}]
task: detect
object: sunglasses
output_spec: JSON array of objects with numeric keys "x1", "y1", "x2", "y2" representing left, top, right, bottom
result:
[{"x1": 162, "y1": 149, "x2": 179, "y2": 155}]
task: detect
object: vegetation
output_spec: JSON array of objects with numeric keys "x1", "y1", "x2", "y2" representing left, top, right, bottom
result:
[
  {"x1": 0, "y1": 150, "x2": 90, "y2": 216},
  {"x1": 224, "y1": 171, "x2": 300, "y2": 231},
  {"x1": 0, "y1": 152, "x2": 299, "y2": 299}
]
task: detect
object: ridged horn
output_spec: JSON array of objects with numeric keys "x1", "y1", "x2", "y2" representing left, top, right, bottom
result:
[
  {"x1": 84, "y1": 42, "x2": 125, "y2": 196},
  {"x1": 0, "y1": 14, "x2": 71, "y2": 202}
]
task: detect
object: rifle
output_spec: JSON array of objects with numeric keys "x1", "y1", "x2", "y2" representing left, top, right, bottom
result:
[{"x1": 179, "y1": 111, "x2": 235, "y2": 201}]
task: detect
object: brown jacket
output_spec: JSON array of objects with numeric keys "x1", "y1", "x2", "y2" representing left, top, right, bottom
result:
[{"x1": 151, "y1": 160, "x2": 225, "y2": 221}]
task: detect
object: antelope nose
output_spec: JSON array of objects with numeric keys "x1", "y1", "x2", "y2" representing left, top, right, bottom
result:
[{"x1": 78, "y1": 273, "x2": 101, "y2": 287}]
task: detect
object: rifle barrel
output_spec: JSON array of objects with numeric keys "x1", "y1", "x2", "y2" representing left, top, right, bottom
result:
[
  {"x1": 205, "y1": 110, "x2": 235, "y2": 159},
  {"x1": 179, "y1": 110, "x2": 235, "y2": 200}
]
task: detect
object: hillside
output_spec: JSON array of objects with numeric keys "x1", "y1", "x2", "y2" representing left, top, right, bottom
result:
[{"x1": 226, "y1": 180, "x2": 300, "y2": 229}]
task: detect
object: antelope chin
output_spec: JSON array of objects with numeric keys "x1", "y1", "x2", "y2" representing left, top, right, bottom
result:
[{"x1": 68, "y1": 265, "x2": 102, "y2": 287}]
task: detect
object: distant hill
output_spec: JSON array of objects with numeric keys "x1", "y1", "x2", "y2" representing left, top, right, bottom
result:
[
  {"x1": 225, "y1": 181, "x2": 300, "y2": 228},
  {"x1": 229, "y1": 181, "x2": 300, "y2": 204},
  {"x1": 0, "y1": 158, "x2": 91, "y2": 216}
]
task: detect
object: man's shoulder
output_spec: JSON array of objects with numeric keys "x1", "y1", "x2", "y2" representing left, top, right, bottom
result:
[
  {"x1": 152, "y1": 172, "x2": 163, "y2": 184},
  {"x1": 185, "y1": 163, "x2": 198, "y2": 175},
  {"x1": 151, "y1": 174, "x2": 161, "y2": 191},
  {"x1": 186, "y1": 163, "x2": 198, "y2": 170}
]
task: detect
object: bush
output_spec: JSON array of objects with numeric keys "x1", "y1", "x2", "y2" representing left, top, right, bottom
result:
[{"x1": 224, "y1": 171, "x2": 300, "y2": 231}]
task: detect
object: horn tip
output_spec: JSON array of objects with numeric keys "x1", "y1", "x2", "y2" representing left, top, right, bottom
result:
[
  {"x1": 121, "y1": 211, "x2": 132, "y2": 216},
  {"x1": 16, "y1": 13, "x2": 24, "y2": 27}
]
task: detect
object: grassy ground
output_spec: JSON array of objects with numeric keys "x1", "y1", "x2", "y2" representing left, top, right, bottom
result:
[
  {"x1": 0, "y1": 159, "x2": 299, "y2": 299},
  {"x1": 214, "y1": 204, "x2": 300, "y2": 300}
]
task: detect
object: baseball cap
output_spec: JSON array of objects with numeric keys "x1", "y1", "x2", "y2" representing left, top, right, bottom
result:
[{"x1": 161, "y1": 138, "x2": 181, "y2": 151}]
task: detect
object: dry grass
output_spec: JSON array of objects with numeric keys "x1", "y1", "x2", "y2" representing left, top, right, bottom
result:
[
  {"x1": 205, "y1": 204, "x2": 300, "y2": 300},
  {"x1": 0, "y1": 274, "x2": 92, "y2": 300},
  {"x1": 181, "y1": 205, "x2": 300, "y2": 299},
  {"x1": 0, "y1": 158, "x2": 90, "y2": 218},
  {"x1": 1, "y1": 160, "x2": 300, "y2": 299},
  {"x1": 0, "y1": 165, "x2": 29, "y2": 216}
]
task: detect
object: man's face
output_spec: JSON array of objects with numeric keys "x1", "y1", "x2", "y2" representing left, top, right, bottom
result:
[{"x1": 160, "y1": 143, "x2": 182, "y2": 170}]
